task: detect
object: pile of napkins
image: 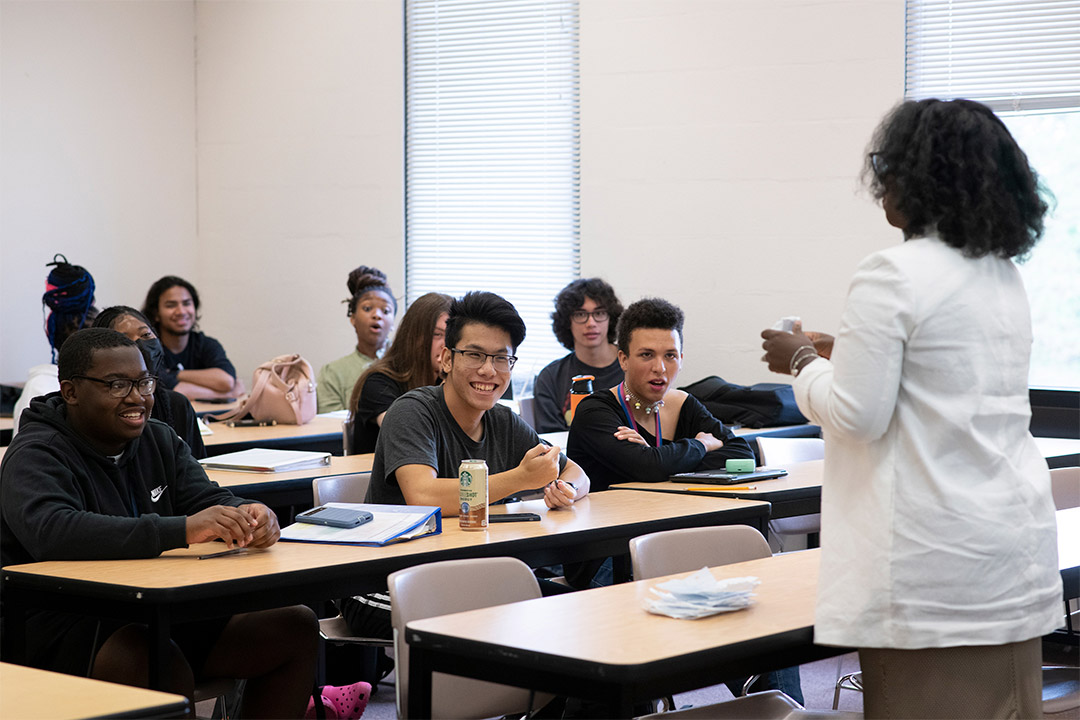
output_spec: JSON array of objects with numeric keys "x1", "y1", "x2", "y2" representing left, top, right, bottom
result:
[{"x1": 643, "y1": 568, "x2": 760, "y2": 619}]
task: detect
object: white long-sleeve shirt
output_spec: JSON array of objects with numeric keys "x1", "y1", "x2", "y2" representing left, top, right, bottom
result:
[{"x1": 795, "y1": 233, "x2": 1061, "y2": 649}]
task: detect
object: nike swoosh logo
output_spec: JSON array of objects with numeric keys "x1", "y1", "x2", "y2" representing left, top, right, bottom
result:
[{"x1": 150, "y1": 485, "x2": 167, "y2": 503}]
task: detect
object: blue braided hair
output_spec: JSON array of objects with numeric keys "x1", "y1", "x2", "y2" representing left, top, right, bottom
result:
[{"x1": 42, "y1": 253, "x2": 97, "y2": 362}]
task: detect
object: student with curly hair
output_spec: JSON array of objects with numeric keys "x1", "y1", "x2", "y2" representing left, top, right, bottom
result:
[
  {"x1": 533, "y1": 278, "x2": 625, "y2": 432},
  {"x1": 317, "y1": 266, "x2": 397, "y2": 413},
  {"x1": 761, "y1": 99, "x2": 1058, "y2": 718},
  {"x1": 142, "y1": 276, "x2": 242, "y2": 402},
  {"x1": 347, "y1": 292, "x2": 453, "y2": 454}
]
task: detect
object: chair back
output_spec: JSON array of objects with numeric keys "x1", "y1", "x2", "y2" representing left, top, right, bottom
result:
[
  {"x1": 388, "y1": 556, "x2": 543, "y2": 719},
  {"x1": 312, "y1": 473, "x2": 372, "y2": 505},
  {"x1": 518, "y1": 396, "x2": 536, "y2": 429},
  {"x1": 630, "y1": 525, "x2": 772, "y2": 581},
  {"x1": 1050, "y1": 466, "x2": 1080, "y2": 510},
  {"x1": 755, "y1": 436, "x2": 825, "y2": 467}
]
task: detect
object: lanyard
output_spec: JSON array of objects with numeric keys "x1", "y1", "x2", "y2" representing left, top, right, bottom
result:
[{"x1": 617, "y1": 382, "x2": 662, "y2": 448}]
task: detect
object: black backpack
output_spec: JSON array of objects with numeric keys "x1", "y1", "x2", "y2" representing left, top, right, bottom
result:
[{"x1": 680, "y1": 376, "x2": 808, "y2": 429}]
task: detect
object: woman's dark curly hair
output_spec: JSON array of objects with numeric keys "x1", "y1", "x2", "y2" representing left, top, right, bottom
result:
[
  {"x1": 345, "y1": 265, "x2": 397, "y2": 316},
  {"x1": 616, "y1": 298, "x2": 684, "y2": 355},
  {"x1": 865, "y1": 98, "x2": 1049, "y2": 260},
  {"x1": 551, "y1": 278, "x2": 624, "y2": 351}
]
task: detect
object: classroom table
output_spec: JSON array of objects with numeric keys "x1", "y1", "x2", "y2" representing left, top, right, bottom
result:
[
  {"x1": 204, "y1": 453, "x2": 374, "y2": 508},
  {"x1": 1, "y1": 492, "x2": 769, "y2": 689},
  {"x1": 406, "y1": 506, "x2": 1080, "y2": 718},
  {"x1": 1036, "y1": 436, "x2": 1080, "y2": 469},
  {"x1": 405, "y1": 549, "x2": 839, "y2": 718},
  {"x1": 0, "y1": 662, "x2": 189, "y2": 719},
  {"x1": 201, "y1": 414, "x2": 344, "y2": 456},
  {"x1": 609, "y1": 459, "x2": 824, "y2": 520}
]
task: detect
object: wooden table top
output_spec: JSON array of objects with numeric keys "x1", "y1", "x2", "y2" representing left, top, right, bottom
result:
[
  {"x1": 204, "y1": 453, "x2": 373, "y2": 490},
  {"x1": 408, "y1": 549, "x2": 820, "y2": 668},
  {"x1": 202, "y1": 414, "x2": 344, "y2": 446},
  {"x1": 2, "y1": 492, "x2": 769, "y2": 592},
  {"x1": 0, "y1": 662, "x2": 188, "y2": 719}
]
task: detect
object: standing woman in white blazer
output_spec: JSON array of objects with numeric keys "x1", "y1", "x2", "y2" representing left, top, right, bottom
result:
[{"x1": 762, "y1": 98, "x2": 1061, "y2": 719}]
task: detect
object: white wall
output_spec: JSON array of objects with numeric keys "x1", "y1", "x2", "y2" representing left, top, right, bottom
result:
[
  {"x1": 194, "y1": 0, "x2": 404, "y2": 381},
  {"x1": 0, "y1": 0, "x2": 198, "y2": 379},
  {"x1": 580, "y1": 0, "x2": 906, "y2": 384},
  {"x1": 2, "y1": 0, "x2": 903, "y2": 391}
]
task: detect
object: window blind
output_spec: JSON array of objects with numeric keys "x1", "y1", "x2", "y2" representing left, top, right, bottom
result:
[
  {"x1": 906, "y1": 0, "x2": 1080, "y2": 111},
  {"x1": 405, "y1": 0, "x2": 580, "y2": 380}
]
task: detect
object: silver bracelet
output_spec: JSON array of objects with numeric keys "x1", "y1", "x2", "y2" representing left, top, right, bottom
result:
[
  {"x1": 793, "y1": 353, "x2": 819, "y2": 377},
  {"x1": 789, "y1": 345, "x2": 818, "y2": 376}
]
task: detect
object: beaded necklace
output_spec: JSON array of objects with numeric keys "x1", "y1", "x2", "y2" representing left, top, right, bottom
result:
[{"x1": 617, "y1": 382, "x2": 662, "y2": 448}]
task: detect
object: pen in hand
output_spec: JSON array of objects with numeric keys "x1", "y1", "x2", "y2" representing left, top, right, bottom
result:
[{"x1": 198, "y1": 547, "x2": 246, "y2": 560}]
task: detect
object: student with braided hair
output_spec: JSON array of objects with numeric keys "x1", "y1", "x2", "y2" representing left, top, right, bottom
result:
[
  {"x1": 12, "y1": 254, "x2": 98, "y2": 435},
  {"x1": 317, "y1": 265, "x2": 398, "y2": 413}
]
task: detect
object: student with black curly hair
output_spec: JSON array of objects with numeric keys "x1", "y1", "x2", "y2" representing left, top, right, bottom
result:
[
  {"x1": 317, "y1": 266, "x2": 398, "y2": 413},
  {"x1": 761, "y1": 98, "x2": 1058, "y2": 718},
  {"x1": 533, "y1": 277, "x2": 625, "y2": 432},
  {"x1": 142, "y1": 275, "x2": 241, "y2": 402}
]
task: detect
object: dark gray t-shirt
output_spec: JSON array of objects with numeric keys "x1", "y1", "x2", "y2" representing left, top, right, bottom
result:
[{"x1": 366, "y1": 384, "x2": 567, "y2": 506}]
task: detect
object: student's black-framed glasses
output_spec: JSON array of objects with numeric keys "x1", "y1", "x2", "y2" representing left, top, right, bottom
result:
[
  {"x1": 570, "y1": 309, "x2": 608, "y2": 324},
  {"x1": 448, "y1": 349, "x2": 518, "y2": 372},
  {"x1": 72, "y1": 374, "x2": 158, "y2": 398}
]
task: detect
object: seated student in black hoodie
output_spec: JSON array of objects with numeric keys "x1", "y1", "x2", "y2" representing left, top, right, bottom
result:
[{"x1": 0, "y1": 328, "x2": 318, "y2": 719}]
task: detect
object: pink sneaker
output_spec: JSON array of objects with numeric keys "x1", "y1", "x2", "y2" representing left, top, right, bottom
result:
[{"x1": 305, "y1": 681, "x2": 372, "y2": 719}]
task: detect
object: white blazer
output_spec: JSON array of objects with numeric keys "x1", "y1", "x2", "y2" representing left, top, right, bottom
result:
[{"x1": 795, "y1": 234, "x2": 1062, "y2": 649}]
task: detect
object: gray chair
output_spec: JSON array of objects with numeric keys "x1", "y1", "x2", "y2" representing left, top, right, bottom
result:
[
  {"x1": 1051, "y1": 466, "x2": 1080, "y2": 511},
  {"x1": 518, "y1": 396, "x2": 537, "y2": 429},
  {"x1": 388, "y1": 556, "x2": 552, "y2": 719},
  {"x1": 755, "y1": 437, "x2": 824, "y2": 552},
  {"x1": 310, "y1": 474, "x2": 393, "y2": 666},
  {"x1": 629, "y1": 525, "x2": 779, "y2": 708}
]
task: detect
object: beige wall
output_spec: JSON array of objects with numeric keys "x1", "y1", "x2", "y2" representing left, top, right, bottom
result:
[
  {"x1": 580, "y1": 0, "x2": 905, "y2": 383},
  {"x1": 2, "y1": 0, "x2": 904, "y2": 391},
  {"x1": 1, "y1": 0, "x2": 198, "y2": 376}
]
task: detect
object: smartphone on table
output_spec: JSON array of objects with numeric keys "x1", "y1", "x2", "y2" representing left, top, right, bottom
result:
[{"x1": 296, "y1": 506, "x2": 374, "y2": 529}]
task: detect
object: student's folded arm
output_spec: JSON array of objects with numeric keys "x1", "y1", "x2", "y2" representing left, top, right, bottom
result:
[
  {"x1": 571, "y1": 400, "x2": 706, "y2": 484},
  {"x1": 177, "y1": 367, "x2": 236, "y2": 393},
  {"x1": 689, "y1": 399, "x2": 756, "y2": 467},
  {"x1": 395, "y1": 463, "x2": 462, "y2": 516}
]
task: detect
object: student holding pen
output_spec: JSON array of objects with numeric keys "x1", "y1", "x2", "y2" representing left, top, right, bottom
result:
[{"x1": 0, "y1": 328, "x2": 319, "y2": 719}]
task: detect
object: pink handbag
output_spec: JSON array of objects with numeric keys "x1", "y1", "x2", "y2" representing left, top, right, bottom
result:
[{"x1": 212, "y1": 354, "x2": 317, "y2": 425}]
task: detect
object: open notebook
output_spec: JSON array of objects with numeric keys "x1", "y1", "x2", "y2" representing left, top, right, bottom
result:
[
  {"x1": 280, "y1": 503, "x2": 442, "y2": 546},
  {"x1": 198, "y1": 449, "x2": 332, "y2": 473}
]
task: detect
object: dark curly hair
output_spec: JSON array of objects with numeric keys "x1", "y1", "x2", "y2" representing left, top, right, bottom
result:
[
  {"x1": 345, "y1": 265, "x2": 397, "y2": 316},
  {"x1": 865, "y1": 98, "x2": 1049, "y2": 260},
  {"x1": 142, "y1": 276, "x2": 201, "y2": 332},
  {"x1": 445, "y1": 291, "x2": 526, "y2": 351},
  {"x1": 551, "y1": 278, "x2": 624, "y2": 351},
  {"x1": 616, "y1": 298, "x2": 684, "y2": 355}
]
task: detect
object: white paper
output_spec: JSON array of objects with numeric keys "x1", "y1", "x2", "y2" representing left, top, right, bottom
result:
[
  {"x1": 280, "y1": 502, "x2": 441, "y2": 546},
  {"x1": 643, "y1": 568, "x2": 760, "y2": 619}
]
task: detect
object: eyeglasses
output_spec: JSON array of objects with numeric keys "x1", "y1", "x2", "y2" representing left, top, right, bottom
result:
[
  {"x1": 570, "y1": 309, "x2": 608, "y2": 324},
  {"x1": 72, "y1": 374, "x2": 157, "y2": 398},
  {"x1": 449, "y1": 348, "x2": 517, "y2": 372},
  {"x1": 869, "y1": 152, "x2": 889, "y2": 178}
]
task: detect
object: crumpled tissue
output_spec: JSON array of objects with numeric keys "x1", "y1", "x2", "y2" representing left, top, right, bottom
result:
[{"x1": 643, "y1": 568, "x2": 760, "y2": 619}]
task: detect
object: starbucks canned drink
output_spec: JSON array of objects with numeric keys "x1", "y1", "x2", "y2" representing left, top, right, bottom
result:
[{"x1": 459, "y1": 459, "x2": 489, "y2": 531}]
